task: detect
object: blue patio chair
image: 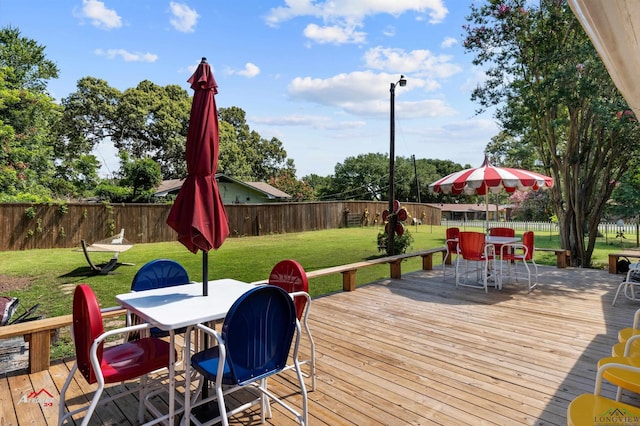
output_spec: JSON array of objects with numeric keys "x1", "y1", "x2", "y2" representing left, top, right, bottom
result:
[
  {"x1": 183, "y1": 285, "x2": 308, "y2": 426},
  {"x1": 129, "y1": 259, "x2": 191, "y2": 338}
]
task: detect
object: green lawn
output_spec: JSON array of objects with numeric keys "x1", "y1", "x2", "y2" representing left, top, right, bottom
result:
[{"x1": 0, "y1": 224, "x2": 636, "y2": 358}]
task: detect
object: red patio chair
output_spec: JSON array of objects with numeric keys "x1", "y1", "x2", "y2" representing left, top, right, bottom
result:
[
  {"x1": 455, "y1": 231, "x2": 499, "y2": 292},
  {"x1": 269, "y1": 259, "x2": 316, "y2": 391},
  {"x1": 488, "y1": 226, "x2": 515, "y2": 257},
  {"x1": 443, "y1": 227, "x2": 459, "y2": 278},
  {"x1": 500, "y1": 231, "x2": 538, "y2": 292},
  {"x1": 58, "y1": 284, "x2": 174, "y2": 426}
]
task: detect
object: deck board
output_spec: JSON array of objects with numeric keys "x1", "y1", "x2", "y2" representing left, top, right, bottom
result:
[{"x1": 2, "y1": 264, "x2": 640, "y2": 425}]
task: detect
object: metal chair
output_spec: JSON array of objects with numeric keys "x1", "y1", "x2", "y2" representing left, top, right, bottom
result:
[
  {"x1": 443, "y1": 227, "x2": 459, "y2": 278},
  {"x1": 488, "y1": 227, "x2": 515, "y2": 258},
  {"x1": 455, "y1": 231, "x2": 499, "y2": 292},
  {"x1": 567, "y1": 362, "x2": 640, "y2": 425},
  {"x1": 499, "y1": 231, "x2": 538, "y2": 292},
  {"x1": 183, "y1": 285, "x2": 308, "y2": 426},
  {"x1": 58, "y1": 284, "x2": 174, "y2": 426},
  {"x1": 129, "y1": 259, "x2": 191, "y2": 338},
  {"x1": 269, "y1": 259, "x2": 316, "y2": 391},
  {"x1": 612, "y1": 262, "x2": 640, "y2": 306}
]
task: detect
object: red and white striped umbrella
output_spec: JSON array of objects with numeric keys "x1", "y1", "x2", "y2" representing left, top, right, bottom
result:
[
  {"x1": 429, "y1": 156, "x2": 553, "y2": 229},
  {"x1": 429, "y1": 156, "x2": 553, "y2": 196}
]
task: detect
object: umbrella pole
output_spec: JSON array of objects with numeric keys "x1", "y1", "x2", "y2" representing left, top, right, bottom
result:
[
  {"x1": 485, "y1": 185, "x2": 489, "y2": 234},
  {"x1": 202, "y1": 250, "x2": 209, "y2": 399},
  {"x1": 202, "y1": 251, "x2": 208, "y2": 296}
]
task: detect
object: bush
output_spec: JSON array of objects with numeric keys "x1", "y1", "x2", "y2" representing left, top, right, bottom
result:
[{"x1": 377, "y1": 228, "x2": 414, "y2": 255}]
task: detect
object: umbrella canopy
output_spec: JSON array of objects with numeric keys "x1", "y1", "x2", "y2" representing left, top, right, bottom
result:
[
  {"x1": 166, "y1": 58, "x2": 229, "y2": 295},
  {"x1": 429, "y1": 156, "x2": 554, "y2": 229}
]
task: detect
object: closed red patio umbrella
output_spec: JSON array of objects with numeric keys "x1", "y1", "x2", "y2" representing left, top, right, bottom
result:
[{"x1": 166, "y1": 57, "x2": 229, "y2": 296}]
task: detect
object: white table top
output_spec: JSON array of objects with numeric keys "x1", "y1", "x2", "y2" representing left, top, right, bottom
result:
[
  {"x1": 116, "y1": 278, "x2": 258, "y2": 331},
  {"x1": 485, "y1": 236, "x2": 521, "y2": 245}
]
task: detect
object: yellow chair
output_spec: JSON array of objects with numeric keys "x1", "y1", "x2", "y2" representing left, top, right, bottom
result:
[
  {"x1": 597, "y1": 356, "x2": 640, "y2": 401},
  {"x1": 568, "y1": 362, "x2": 640, "y2": 425},
  {"x1": 612, "y1": 333, "x2": 640, "y2": 357},
  {"x1": 618, "y1": 308, "x2": 640, "y2": 343}
]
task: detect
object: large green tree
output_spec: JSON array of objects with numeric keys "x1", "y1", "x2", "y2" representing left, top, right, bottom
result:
[
  {"x1": 464, "y1": 0, "x2": 640, "y2": 266},
  {"x1": 0, "y1": 26, "x2": 84, "y2": 200},
  {"x1": 218, "y1": 106, "x2": 290, "y2": 181}
]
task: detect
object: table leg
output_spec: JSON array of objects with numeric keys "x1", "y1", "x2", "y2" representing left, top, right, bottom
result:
[{"x1": 169, "y1": 330, "x2": 175, "y2": 423}]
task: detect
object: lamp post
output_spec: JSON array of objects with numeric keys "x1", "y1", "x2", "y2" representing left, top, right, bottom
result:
[{"x1": 387, "y1": 75, "x2": 407, "y2": 256}]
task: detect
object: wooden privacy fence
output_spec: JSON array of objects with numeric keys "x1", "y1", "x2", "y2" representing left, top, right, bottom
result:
[{"x1": 0, "y1": 201, "x2": 440, "y2": 251}]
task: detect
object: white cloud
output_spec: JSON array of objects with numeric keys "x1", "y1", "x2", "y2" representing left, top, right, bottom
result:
[
  {"x1": 441, "y1": 37, "x2": 457, "y2": 48},
  {"x1": 74, "y1": 0, "x2": 122, "y2": 30},
  {"x1": 364, "y1": 46, "x2": 462, "y2": 79},
  {"x1": 169, "y1": 2, "x2": 199, "y2": 33},
  {"x1": 265, "y1": 0, "x2": 448, "y2": 45},
  {"x1": 252, "y1": 114, "x2": 365, "y2": 130},
  {"x1": 382, "y1": 25, "x2": 396, "y2": 37},
  {"x1": 303, "y1": 23, "x2": 366, "y2": 44},
  {"x1": 265, "y1": 0, "x2": 448, "y2": 26},
  {"x1": 228, "y1": 63, "x2": 261, "y2": 78},
  {"x1": 94, "y1": 48, "x2": 158, "y2": 62},
  {"x1": 287, "y1": 70, "x2": 454, "y2": 118}
]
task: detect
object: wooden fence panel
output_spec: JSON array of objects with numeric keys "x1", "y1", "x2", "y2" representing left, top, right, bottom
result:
[{"x1": 0, "y1": 201, "x2": 440, "y2": 251}]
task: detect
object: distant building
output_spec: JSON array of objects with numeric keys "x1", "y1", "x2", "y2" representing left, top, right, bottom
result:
[
  {"x1": 428, "y1": 203, "x2": 511, "y2": 222},
  {"x1": 154, "y1": 173, "x2": 292, "y2": 204}
]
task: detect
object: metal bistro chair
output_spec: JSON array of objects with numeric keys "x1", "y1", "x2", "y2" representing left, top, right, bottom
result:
[
  {"x1": 613, "y1": 262, "x2": 640, "y2": 306},
  {"x1": 455, "y1": 231, "x2": 499, "y2": 292},
  {"x1": 58, "y1": 284, "x2": 174, "y2": 426},
  {"x1": 567, "y1": 362, "x2": 640, "y2": 425},
  {"x1": 500, "y1": 231, "x2": 538, "y2": 292},
  {"x1": 488, "y1": 226, "x2": 515, "y2": 259},
  {"x1": 129, "y1": 259, "x2": 191, "y2": 337},
  {"x1": 183, "y1": 285, "x2": 308, "y2": 426},
  {"x1": 269, "y1": 259, "x2": 316, "y2": 391},
  {"x1": 443, "y1": 227, "x2": 459, "y2": 279}
]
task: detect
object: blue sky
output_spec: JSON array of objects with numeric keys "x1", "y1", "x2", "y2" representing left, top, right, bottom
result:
[{"x1": 1, "y1": 0, "x2": 498, "y2": 179}]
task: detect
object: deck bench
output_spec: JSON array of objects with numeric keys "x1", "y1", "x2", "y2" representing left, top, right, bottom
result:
[
  {"x1": 305, "y1": 246, "x2": 447, "y2": 291},
  {"x1": 536, "y1": 247, "x2": 571, "y2": 268},
  {"x1": 608, "y1": 252, "x2": 640, "y2": 274},
  {"x1": 0, "y1": 307, "x2": 126, "y2": 373}
]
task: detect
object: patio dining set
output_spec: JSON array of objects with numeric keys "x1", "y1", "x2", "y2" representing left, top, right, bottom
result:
[
  {"x1": 57, "y1": 259, "x2": 315, "y2": 426},
  {"x1": 443, "y1": 226, "x2": 539, "y2": 293}
]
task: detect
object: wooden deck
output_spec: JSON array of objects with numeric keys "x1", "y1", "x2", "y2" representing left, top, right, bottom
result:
[{"x1": 2, "y1": 264, "x2": 640, "y2": 425}]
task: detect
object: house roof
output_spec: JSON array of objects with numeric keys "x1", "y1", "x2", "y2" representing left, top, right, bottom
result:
[
  {"x1": 427, "y1": 203, "x2": 503, "y2": 213},
  {"x1": 154, "y1": 179, "x2": 185, "y2": 197},
  {"x1": 154, "y1": 174, "x2": 292, "y2": 200},
  {"x1": 244, "y1": 182, "x2": 292, "y2": 199}
]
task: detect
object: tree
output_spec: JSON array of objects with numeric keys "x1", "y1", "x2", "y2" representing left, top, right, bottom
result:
[
  {"x1": 0, "y1": 26, "x2": 67, "y2": 200},
  {"x1": 330, "y1": 153, "x2": 390, "y2": 200},
  {"x1": 218, "y1": 106, "x2": 290, "y2": 181},
  {"x1": 463, "y1": 0, "x2": 640, "y2": 266},
  {"x1": 269, "y1": 169, "x2": 315, "y2": 201}
]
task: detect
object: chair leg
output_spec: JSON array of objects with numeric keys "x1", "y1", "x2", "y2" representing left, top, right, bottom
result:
[
  {"x1": 613, "y1": 282, "x2": 627, "y2": 306},
  {"x1": 58, "y1": 362, "x2": 77, "y2": 425}
]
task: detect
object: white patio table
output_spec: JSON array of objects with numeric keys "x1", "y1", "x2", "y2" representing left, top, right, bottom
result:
[{"x1": 115, "y1": 279, "x2": 258, "y2": 424}]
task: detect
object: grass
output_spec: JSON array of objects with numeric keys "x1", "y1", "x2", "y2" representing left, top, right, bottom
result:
[{"x1": 0, "y1": 224, "x2": 637, "y2": 358}]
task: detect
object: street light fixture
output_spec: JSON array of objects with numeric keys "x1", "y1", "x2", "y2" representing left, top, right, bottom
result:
[{"x1": 387, "y1": 75, "x2": 407, "y2": 256}]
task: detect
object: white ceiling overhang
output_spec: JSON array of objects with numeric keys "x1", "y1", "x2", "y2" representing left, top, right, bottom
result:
[{"x1": 568, "y1": 0, "x2": 640, "y2": 118}]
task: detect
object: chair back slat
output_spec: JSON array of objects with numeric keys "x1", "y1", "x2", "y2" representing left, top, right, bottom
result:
[
  {"x1": 222, "y1": 286, "x2": 296, "y2": 386},
  {"x1": 489, "y1": 227, "x2": 515, "y2": 238},
  {"x1": 446, "y1": 227, "x2": 460, "y2": 253},
  {"x1": 131, "y1": 259, "x2": 190, "y2": 291},
  {"x1": 269, "y1": 259, "x2": 308, "y2": 320},
  {"x1": 523, "y1": 231, "x2": 535, "y2": 260},
  {"x1": 73, "y1": 284, "x2": 104, "y2": 384},
  {"x1": 458, "y1": 232, "x2": 486, "y2": 259}
]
